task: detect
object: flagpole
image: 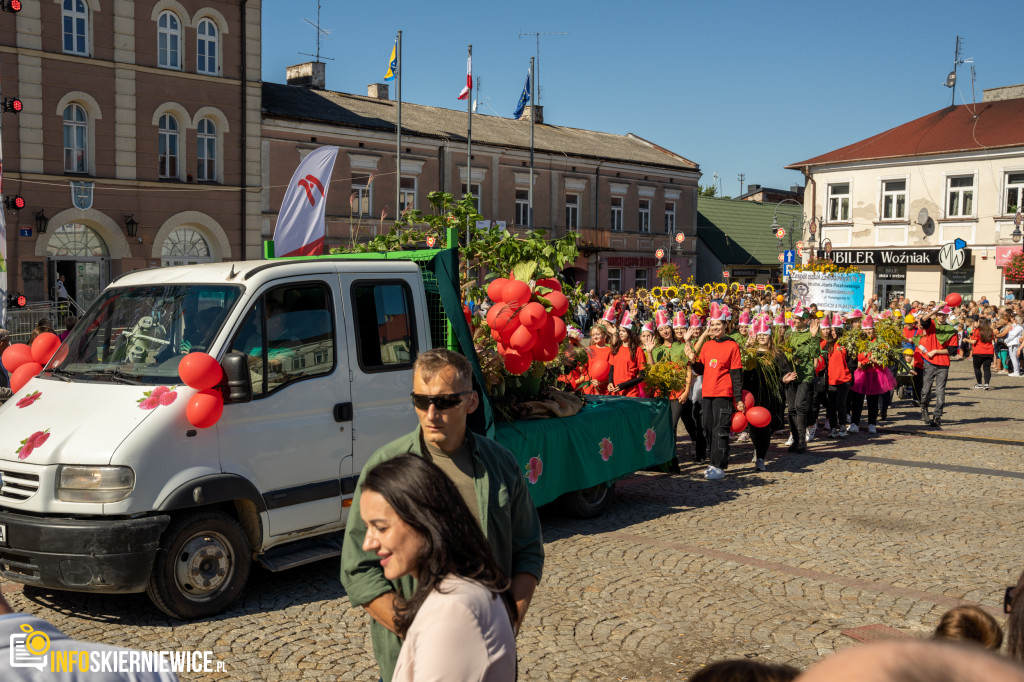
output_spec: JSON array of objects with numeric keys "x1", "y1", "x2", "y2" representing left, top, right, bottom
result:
[
  {"x1": 395, "y1": 30, "x2": 402, "y2": 220},
  {"x1": 466, "y1": 44, "x2": 473, "y2": 256},
  {"x1": 528, "y1": 57, "x2": 535, "y2": 229}
]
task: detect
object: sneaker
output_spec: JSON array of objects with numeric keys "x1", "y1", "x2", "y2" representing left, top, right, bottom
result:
[
  {"x1": 828, "y1": 428, "x2": 837, "y2": 439},
  {"x1": 823, "y1": 419, "x2": 831, "y2": 431},
  {"x1": 755, "y1": 458, "x2": 766, "y2": 471},
  {"x1": 931, "y1": 418, "x2": 942, "y2": 429},
  {"x1": 736, "y1": 431, "x2": 750, "y2": 443},
  {"x1": 837, "y1": 427, "x2": 849, "y2": 438},
  {"x1": 984, "y1": 384, "x2": 991, "y2": 390},
  {"x1": 784, "y1": 434, "x2": 795, "y2": 447},
  {"x1": 806, "y1": 426, "x2": 817, "y2": 442},
  {"x1": 847, "y1": 423, "x2": 860, "y2": 433},
  {"x1": 972, "y1": 384, "x2": 984, "y2": 389},
  {"x1": 867, "y1": 424, "x2": 877, "y2": 434},
  {"x1": 706, "y1": 466, "x2": 725, "y2": 480}
]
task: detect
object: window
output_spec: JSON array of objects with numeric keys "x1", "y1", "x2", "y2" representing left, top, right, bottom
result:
[
  {"x1": 827, "y1": 183, "x2": 850, "y2": 222},
  {"x1": 461, "y1": 183, "x2": 481, "y2": 212},
  {"x1": 610, "y1": 197, "x2": 623, "y2": 232},
  {"x1": 158, "y1": 114, "x2": 179, "y2": 179},
  {"x1": 881, "y1": 180, "x2": 906, "y2": 220},
  {"x1": 158, "y1": 11, "x2": 182, "y2": 70},
  {"x1": 399, "y1": 177, "x2": 416, "y2": 213},
  {"x1": 351, "y1": 175, "x2": 371, "y2": 216},
  {"x1": 638, "y1": 199, "x2": 651, "y2": 233},
  {"x1": 665, "y1": 202, "x2": 676, "y2": 234},
  {"x1": 515, "y1": 190, "x2": 529, "y2": 226},
  {"x1": 63, "y1": 104, "x2": 88, "y2": 173},
  {"x1": 161, "y1": 227, "x2": 212, "y2": 266},
  {"x1": 947, "y1": 175, "x2": 974, "y2": 218},
  {"x1": 230, "y1": 283, "x2": 336, "y2": 397},
  {"x1": 351, "y1": 281, "x2": 416, "y2": 371},
  {"x1": 635, "y1": 269, "x2": 648, "y2": 290},
  {"x1": 62, "y1": 0, "x2": 88, "y2": 55},
  {"x1": 565, "y1": 193, "x2": 579, "y2": 230},
  {"x1": 607, "y1": 268, "x2": 621, "y2": 292},
  {"x1": 196, "y1": 118, "x2": 216, "y2": 182},
  {"x1": 196, "y1": 18, "x2": 218, "y2": 75},
  {"x1": 1006, "y1": 173, "x2": 1024, "y2": 214}
]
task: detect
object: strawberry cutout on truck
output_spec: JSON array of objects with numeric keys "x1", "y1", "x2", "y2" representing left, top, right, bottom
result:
[
  {"x1": 15, "y1": 391, "x2": 42, "y2": 409},
  {"x1": 138, "y1": 385, "x2": 179, "y2": 410},
  {"x1": 16, "y1": 430, "x2": 50, "y2": 460}
]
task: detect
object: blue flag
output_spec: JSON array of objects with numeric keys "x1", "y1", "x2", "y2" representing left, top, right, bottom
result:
[
  {"x1": 513, "y1": 70, "x2": 531, "y2": 119},
  {"x1": 384, "y1": 42, "x2": 397, "y2": 82}
]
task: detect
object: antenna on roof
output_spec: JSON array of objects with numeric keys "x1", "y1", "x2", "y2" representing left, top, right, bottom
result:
[
  {"x1": 300, "y1": 0, "x2": 334, "y2": 62},
  {"x1": 944, "y1": 35, "x2": 971, "y2": 106},
  {"x1": 473, "y1": 76, "x2": 481, "y2": 113},
  {"x1": 518, "y1": 31, "x2": 569, "y2": 106}
]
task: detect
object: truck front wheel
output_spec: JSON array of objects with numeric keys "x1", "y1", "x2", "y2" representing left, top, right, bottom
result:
[
  {"x1": 146, "y1": 510, "x2": 251, "y2": 620},
  {"x1": 559, "y1": 482, "x2": 615, "y2": 519}
]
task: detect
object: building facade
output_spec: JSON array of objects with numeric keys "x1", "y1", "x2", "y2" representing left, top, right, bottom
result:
[
  {"x1": 696, "y1": 196, "x2": 801, "y2": 286},
  {"x1": 1, "y1": 0, "x2": 262, "y2": 311},
  {"x1": 788, "y1": 85, "x2": 1024, "y2": 304},
  {"x1": 261, "y1": 71, "x2": 701, "y2": 292}
]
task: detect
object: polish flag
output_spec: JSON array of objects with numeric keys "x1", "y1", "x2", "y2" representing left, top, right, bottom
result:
[
  {"x1": 273, "y1": 146, "x2": 340, "y2": 257},
  {"x1": 457, "y1": 53, "x2": 472, "y2": 100}
]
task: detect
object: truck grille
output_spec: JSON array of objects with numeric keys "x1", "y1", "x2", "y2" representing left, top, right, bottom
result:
[{"x1": 0, "y1": 469, "x2": 40, "y2": 502}]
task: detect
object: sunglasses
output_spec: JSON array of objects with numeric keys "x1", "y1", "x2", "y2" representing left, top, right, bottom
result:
[{"x1": 410, "y1": 391, "x2": 471, "y2": 411}]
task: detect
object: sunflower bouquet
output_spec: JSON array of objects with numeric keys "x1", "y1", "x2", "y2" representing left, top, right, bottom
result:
[
  {"x1": 651, "y1": 286, "x2": 664, "y2": 298},
  {"x1": 792, "y1": 258, "x2": 862, "y2": 275},
  {"x1": 643, "y1": 360, "x2": 687, "y2": 399}
]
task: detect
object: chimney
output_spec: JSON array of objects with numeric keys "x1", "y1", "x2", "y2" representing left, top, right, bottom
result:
[
  {"x1": 367, "y1": 83, "x2": 390, "y2": 100},
  {"x1": 747, "y1": 184, "x2": 761, "y2": 193},
  {"x1": 286, "y1": 61, "x2": 326, "y2": 89},
  {"x1": 521, "y1": 105, "x2": 543, "y2": 124}
]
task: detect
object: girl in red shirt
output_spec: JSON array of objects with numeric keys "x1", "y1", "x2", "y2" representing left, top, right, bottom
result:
[
  {"x1": 969, "y1": 318, "x2": 995, "y2": 388},
  {"x1": 582, "y1": 324, "x2": 613, "y2": 395},
  {"x1": 850, "y1": 317, "x2": 897, "y2": 434},
  {"x1": 824, "y1": 316, "x2": 855, "y2": 438},
  {"x1": 609, "y1": 318, "x2": 646, "y2": 397}
]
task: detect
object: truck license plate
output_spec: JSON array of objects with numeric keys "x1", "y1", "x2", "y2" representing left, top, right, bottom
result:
[{"x1": 0, "y1": 524, "x2": 7, "y2": 545}]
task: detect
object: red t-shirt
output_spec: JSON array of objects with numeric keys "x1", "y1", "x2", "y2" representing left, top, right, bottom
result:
[
  {"x1": 582, "y1": 345, "x2": 612, "y2": 395},
  {"x1": 919, "y1": 320, "x2": 951, "y2": 367},
  {"x1": 970, "y1": 329, "x2": 994, "y2": 355},
  {"x1": 698, "y1": 337, "x2": 742, "y2": 399},
  {"x1": 828, "y1": 346, "x2": 852, "y2": 385},
  {"x1": 609, "y1": 345, "x2": 645, "y2": 397}
]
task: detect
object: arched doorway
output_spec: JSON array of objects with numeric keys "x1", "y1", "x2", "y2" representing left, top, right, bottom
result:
[
  {"x1": 161, "y1": 227, "x2": 212, "y2": 266},
  {"x1": 47, "y1": 222, "x2": 110, "y2": 312}
]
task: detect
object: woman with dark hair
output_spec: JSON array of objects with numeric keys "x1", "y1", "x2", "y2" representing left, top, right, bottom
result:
[
  {"x1": 969, "y1": 317, "x2": 995, "y2": 389},
  {"x1": 1007, "y1": 568, "x2": 1024, "y2": 664},
  {"x1": 360, "y1": 454, "x2": 517, "y2": 681},
  {"x1": 609, "y1": 314, "x2": 645, "y2": 397}
]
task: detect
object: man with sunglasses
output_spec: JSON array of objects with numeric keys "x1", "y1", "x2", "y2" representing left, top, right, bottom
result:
[{"x1": 341, "y1": 348, "x2": 544, "y2": 682}]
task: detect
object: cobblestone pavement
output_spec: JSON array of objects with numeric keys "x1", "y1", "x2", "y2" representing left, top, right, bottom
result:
[{"x1": 3, "y1": 359, "x2": 1022, "y2": 680}]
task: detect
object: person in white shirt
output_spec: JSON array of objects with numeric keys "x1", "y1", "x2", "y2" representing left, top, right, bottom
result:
[
  {"x1": 55, "y1": 274, "x2": 69, "y2": 303},
  {"x1": 1007, "y1": 315, "x2": 1023, "y2": 376}
]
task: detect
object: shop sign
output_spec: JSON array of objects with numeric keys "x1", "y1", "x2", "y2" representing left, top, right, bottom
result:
[
  {"x1": 607, "y1": 256, "x2": 657, "y2": 267},
  {"x1": 731, "y1": 268, "x2": 757, "y2": 277},
  {"x1": 828, "y1": 248, "x2": 971, "y2": 266},
  {"x1": 996, "y1": 246, "x2": 1023, "y2": 267}
]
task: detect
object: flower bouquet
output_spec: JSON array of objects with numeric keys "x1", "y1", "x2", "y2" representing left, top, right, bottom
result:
[{"x1": 643, "y1": 360, "x2": 687, "y2": 399}]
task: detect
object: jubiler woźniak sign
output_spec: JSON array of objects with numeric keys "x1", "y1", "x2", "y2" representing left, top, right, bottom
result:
[{"x1": 825, "y1": 248, "x2": 971, "y2": 266}]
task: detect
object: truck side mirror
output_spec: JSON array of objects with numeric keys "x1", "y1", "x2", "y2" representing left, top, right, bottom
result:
[{"x1": 221, "y1": 351, "x2": 252, "y2": 404}]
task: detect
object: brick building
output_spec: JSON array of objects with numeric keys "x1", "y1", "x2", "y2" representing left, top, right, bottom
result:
[{"x1": 1, "y1": 0, "x2": 262, "y2": 311}]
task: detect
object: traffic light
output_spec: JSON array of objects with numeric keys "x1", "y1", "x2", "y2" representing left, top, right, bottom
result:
[
  {"x1": 7, "y1": 293, "x2": 26, "y2": 309},
  {"x1": 3, "y1": 195, "x2": 25, "y2": 210},
  {"x1": 1, "y1": 0, "x2": 23, "y2": 13},
  {"x1": 1, "y1": 97, "x2": 22, "y2": 113}
]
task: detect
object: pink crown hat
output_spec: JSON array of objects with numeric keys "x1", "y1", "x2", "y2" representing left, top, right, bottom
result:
[
  {"x1": 936, "y1": 304, "x2": 953, "y2": 315},
  {"x1": 602, "y1": 306, "x2": 618, "y2": 324},
  {"x1": 723, "y1": 306, "x2": 733, "y2": 321},
  {"x1": 787, "y1": 317, "x2": 797, "y2": 328},
  {"x1": 820, "y1": 314, "x2": 831, "y2": 329},
  {"x1": 751, "y1": 317, "x2": 770, "y2": 335},
  {"x1": 688, "y1": 314, "x2": 704, "y2": 328},
  {"x1": 846, "y1": 308, "x2": 864, "y2": 320},
  {"x1": 773, "y1": 312, "x2": 787, "y2": 326},
  {"x1": 879, "y1": 310, "x2": 892, "y2": 320},
  {"x1": 672, "y1": 311, "x2": 687, "y2": 328},
  {"x1": 739, "y1": 310, "x2": 751, "y2": 326},
  {"x1": 708, "y1": 302, "x2": 727, "y2": 321},
  {"x1": 619, "y1": 309, "x2": 634, "y2": 329},
  {"x1": 641, "y1": 321, "x2": 656, "y2": 334},
  {"x1": 832, "y1": 313, "x2": 844, "y2": 328},
  {"x1": 655, "y1": 310, "x2": 671, "y2": 328},
  {"x1": 861, "y1": 315, "x2": 875, "y2": 331}
]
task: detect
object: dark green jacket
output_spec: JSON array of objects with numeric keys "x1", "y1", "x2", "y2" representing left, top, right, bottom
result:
[
  {"x1": 339, "y1": 427, "x2": 545, "y2": 682},
  {"x1": 789, "y1": 329, "x2": 821, "y2": 383}
]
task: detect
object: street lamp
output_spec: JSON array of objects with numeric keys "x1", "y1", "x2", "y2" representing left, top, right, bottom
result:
[
  {"x1": 124, "y1": 214, "x2": 139, "y2": 238},
  {"x1": 771, "y1": 198, "x2": 804, "y2": 304},
  {"x1": 34, "y1": 209, "x2": 48, "y2": 234},
  {"x1": 1013, "y1": 209, "x2": 1023, "y2": 243}
]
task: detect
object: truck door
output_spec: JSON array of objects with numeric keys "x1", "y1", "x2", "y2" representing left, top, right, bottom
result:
[
  {"x1": 337, "y1": 275, "x2": 422, "y2": 486},
  {"x1": 218, "y1": 276, "x2": 353, "y2": 538}
]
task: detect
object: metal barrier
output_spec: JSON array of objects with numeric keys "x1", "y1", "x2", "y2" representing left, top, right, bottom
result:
[{"x1": 3, "y1": 302, "x2": 72, "y2": 344}]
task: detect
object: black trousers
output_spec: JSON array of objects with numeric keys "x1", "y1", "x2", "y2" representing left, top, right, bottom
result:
[
  {"x1": 751, "y1": 425, "x2": 772, "y2": 459},
  {"x1": 677, "y1": 399, "x2": 707, "y2": 461},
  {"x1": 826, "y1": 382, "x2": 851, "y2": 431},
  {"x1": 701, "y1": 396, "x2": 733, "y2": 470},
  {"x1": 973, "y1": 354, "x2": 993, "y2": 384},
  {"x1": 912, "y1": 368, "x2": 923, "y2": 403},
  {"x1": 784, "y1": 382, "x2": 812, "y2": 447},
  {"x1": 850, "y1": 392, "x2": 879, "y2": 426}
]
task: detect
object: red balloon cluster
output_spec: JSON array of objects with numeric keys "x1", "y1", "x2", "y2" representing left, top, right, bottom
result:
[
  {"x1": 2, "y1": 333, "x2": 64, "y2": 394},
  {"x1": 178, "y1": 352, "x2": 225, "y2": 428},
  {"x1": 731, "y1": 390, "x2": 773, "y2": 432},
  {"x1": 485, "y1": 275, "x2": 569, "y2": 375}
]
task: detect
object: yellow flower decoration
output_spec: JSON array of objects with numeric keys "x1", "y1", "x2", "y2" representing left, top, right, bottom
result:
[
  {"x1": 651, "y1": 286, "x2": 663, "y2": 297},
  {"x1": 715, "y1": 283, "x2": 727, "y2": 294},
  {"x1": 665, "y1": 286, "x2": 678, "y2": 298},
  {"x1": 703, "y1": 283, "x2": 712, "y2": 294},
  {"x1": 765, "y1": 284, "x2": 775, "y2": 293}
]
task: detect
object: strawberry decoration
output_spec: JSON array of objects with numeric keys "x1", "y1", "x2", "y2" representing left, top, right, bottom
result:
[
  {"x1": 16, "y1": 429, "x2": 50, "y2": 460},
  {"x1": 137, "y1": 385, "x2": 179, "y2": 410}
]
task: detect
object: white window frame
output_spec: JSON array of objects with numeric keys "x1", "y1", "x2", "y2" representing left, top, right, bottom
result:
[
  {"x1": 158, "y1": 11, "x2": 182, "y2": 70},
  {"x1": 565, "y1": 193, "x2": 580, "y2": 230},
  {"x1": 196, "y1": 118, "x2": 217, "y2": 182},
  {"x1": 1005, "y1": 171, "x2": 1024, "y2": 215},
  {"x1": 880, "y1": 178, "x2": 907, "y2": 221},
  {"x1": 196, "y1": 18, "x2": 219, "y2": 76},
  {"x1": 610, "y1": 197, "x2": 623, "y2": 232},
  {"x1": 62, "y1": 0, "x2": 89, "y2": 56},
  {"x1": 63, "y1": 103, "x2": 88, "y2": 174},
  {"x1": 399, "y1": 176, "x2": 416, "y2": 213},
  {"x1": 607, "y1": 267, "x2": 621, "y2": 292},
  {"x1": 158, "y1": 114, "x2": 180, "y2": 179},
  {"x1": 946, "y1": 174, "x2": 976, "y2": 219},
  {"x1": 515, "y1": 189, "x2": 529, "y2": 226},
  {"x1": 635, "y1": 269, "x2": 648, "y2": 290},
  {"x1": 664, "y1": 201, "x2": 676, "y2": 234},
  {"x1": 461, "y1": 183, "x2": 482, "y2": 213},
  {"x1": 638, "y1": 199, "x2": 651, "y2": 233},
  {"x1": 352, "y1": 175, "x2": 372, "y2": 216},
  {"x1": 826, "y1": 182, "x2": 851, "y2": 222}
]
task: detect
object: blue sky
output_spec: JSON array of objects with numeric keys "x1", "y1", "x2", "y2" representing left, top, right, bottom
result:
[{"x1": 262, "y1": 0, "x2": 1023, "y2": 197}]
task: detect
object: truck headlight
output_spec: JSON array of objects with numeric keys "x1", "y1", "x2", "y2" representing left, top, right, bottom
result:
[{"x1": 57, "y1": 466, "x2": 135, "y2": 503}]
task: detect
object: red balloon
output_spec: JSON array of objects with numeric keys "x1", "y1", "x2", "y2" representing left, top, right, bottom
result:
[
  {"x1": 746, "y1": 406, "x2": 771, "y2": 429},
  {"x1": 534, "y1": 338, "x2": 558, "y2": 362},
  {"x1": 2, "y1": 343, "x2": 34, "y2": 373},
  {"x1": 487, "y1": 278, "x2": 509, "y2": 303},
  {"x1": 499, "y1": 317, "x2": 522, "y2": 346},
  {"x1": 10, "y1": 362, "x2": 43, "y2": 394},
  {"x1": 730, "y1": 411, "x2": 748, "y2": 433},
  {"x1": 537, "y1": 314, "x2": 556, "y2": 341},
  {"x1": 496, "y1": 342, "x2": 508, "y2": 355},
  {"x1": 489, "y1": 303, "x2": 518, "y2": 333},
  {"x1": 945, "y1": 292, "x2": 962, "y2": 307},
  {"x1": 186, "y1": 388, "x2": 224, "y2": 429},
  {"x1": 519, "y1": 302, "x2": 547, "y2": 330},
  {"x1": 589, "y1": 358, "x2": 610, "y2": 382},
  {"x1": 502, "y1": 279, "x2": 532, "y2": 307},
  {"x1": 509, "y1": 324, "x2": 537, "y2": 353},
  {"x1": 535, "y1": 277, "x2": 562, "y2": 293},
  {"x1": 542, "y1": 291, "x2": 570, "y2": 317},
  {"x1": 178, "y1": 352, "x2": 223, "y2": 391},
  {"x1": 552, "y1": 317, "x2": 567, "y2": 343},
  {"x1": 30, "y1": 333, "x2": 61, "y2": 365},
  {"x1": 741, "y1": 390, "x2": 755, "y2": 410},
  {"x1": 503, "y1": 349, "x2": 532, "y2": 375}
]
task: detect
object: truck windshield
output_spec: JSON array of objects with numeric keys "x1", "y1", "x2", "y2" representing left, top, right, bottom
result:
[{"x1": 47, "y1": 284, "x2": 243, "y2": 383}]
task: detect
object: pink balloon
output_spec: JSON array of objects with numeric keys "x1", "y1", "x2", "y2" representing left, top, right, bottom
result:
[
  {"x1": 10, "y1": 362, "x2": 43, "y2": 394},
  {"x1": 186, "y1": 389, "x2": 224, "y2": 429},
  {"x1": 178, "y1": 352, "x2": 223, "y2": 391},
  {"x1": 746, "y1": 406, "x2": 771, "y2": 429},
  {"x1": 741, "y1": 390, "x2": 755, "y2": 410},
  {"x1": 2, "y1": 343, "x2": 33, "y2": 373},
  {"x1": 730, "y1": 411, "x2": 748, "y2": 433},
  {"x1": 30, "y1": 333, "x2": 61, "y2": 365}
]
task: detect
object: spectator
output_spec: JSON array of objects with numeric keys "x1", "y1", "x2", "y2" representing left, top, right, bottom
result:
[
  {"x1": 688, "y1": 659, "x2": 799, "y2": 682},
  {"x1": 797, "y1": 640, "x2": 1024, "y2": 682},
  {"x1": 59, "y1": 315, "x2": 78, "y2": 342},
  {"x1": 360, "y1": 455, "x2": 516, "y2": 682},
  {"x1": 55, "y1": 274, "x2": 69, "y2": 304},
  {"x1": 1007, "y1": 315, "x2": 1023, "y2": 377},
  {"x1": 1007, "y1": 568, "x2": 1024, "y2": 664},
  {"x1": 969, "y1": 318, "x2": 996, "y2": 389},
  {"x1": 932, "y1": 605, "x2": 1003, "y2": 650}
]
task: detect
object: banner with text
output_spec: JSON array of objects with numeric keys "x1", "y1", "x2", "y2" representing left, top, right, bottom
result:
[{"x1": 789, "y1": 271, "x2": 865, "y2": 311}]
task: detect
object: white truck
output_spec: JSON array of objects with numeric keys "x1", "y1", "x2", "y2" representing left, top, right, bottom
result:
[{"x1": 0, "y1": 248, "x2": 672, "y2": 619}]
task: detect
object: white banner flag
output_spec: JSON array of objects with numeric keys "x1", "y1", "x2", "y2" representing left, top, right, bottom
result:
[{"x1": 273, "y1": 146, "x2": 340, "y2": 257}]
